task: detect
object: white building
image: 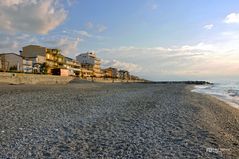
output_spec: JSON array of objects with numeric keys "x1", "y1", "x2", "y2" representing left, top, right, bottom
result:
[
  {"x1": 76, "y1": 52, "x2": 102, "y2": 78},
  {"x1": 0, "y1": 53, "x2": 23, "y2": 72},
  {"x1": 20, "y1": 56, "x2": 46, "y2": 73},
  {"x1": 76, "y1": 52, "x2": 100, "y2": 65}
]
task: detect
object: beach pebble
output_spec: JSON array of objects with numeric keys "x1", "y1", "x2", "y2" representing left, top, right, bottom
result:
[{"x1": 0, "y1": 83, "x2": 238, "y2": 158}]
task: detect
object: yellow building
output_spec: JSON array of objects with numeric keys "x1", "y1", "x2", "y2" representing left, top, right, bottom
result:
[
  {"x1": 81, "y1": 67, "x2": 93, "y2": 79},
  {"x1": 21, "y1": 45, "x2": 66, "y2": 74},
  {"x1": 102, "y1": 67, "x2": 118, "y2": 78},
  {"x1": 64, "y1": 57, "x2": 81, "y2": 76}
]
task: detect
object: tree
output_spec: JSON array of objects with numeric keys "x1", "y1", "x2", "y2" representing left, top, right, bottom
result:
[{"x1": 40, "y1": 62, "x2": 49, "y2": 74}]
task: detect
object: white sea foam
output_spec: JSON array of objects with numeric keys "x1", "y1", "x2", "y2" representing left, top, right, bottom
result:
[{"x1": 192, "y1": 82, "x2": 239, "y2": 109}]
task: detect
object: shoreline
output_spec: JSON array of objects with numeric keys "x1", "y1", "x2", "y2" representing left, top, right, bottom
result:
[{"x1": 191, "y1": 85, "x2": 239, "y2": 110}]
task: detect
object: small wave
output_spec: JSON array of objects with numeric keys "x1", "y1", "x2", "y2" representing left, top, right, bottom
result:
[
  {"x1": 192, "y1": 83, "x2": 239, "y2": 109},
  {"x1": 227, "y1": 89, "x2": 239, "y2": 97}
]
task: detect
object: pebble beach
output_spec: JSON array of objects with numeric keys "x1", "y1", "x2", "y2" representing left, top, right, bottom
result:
[{"x1": 0, "y1": 83, "x2": 238, "y2": 158}]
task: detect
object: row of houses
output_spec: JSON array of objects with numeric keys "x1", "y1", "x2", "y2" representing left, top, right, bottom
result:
[{"x1": 0, "y1": 45, "x2": 140, "y2": 80}]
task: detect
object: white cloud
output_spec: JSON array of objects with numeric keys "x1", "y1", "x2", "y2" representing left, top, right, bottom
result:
[
  {"x1": 66, "y1": 0, "x2": 76, "y2": 6},
  {"x1": 61, "y1": 29, "x2": 92, "y2": 38},
  {"x1": 221, "y1": 31, "x2": 239, "y2": 40},
  {"x1": 0, "y1": 32, "x2": 37, "y2": 53},
  {"x1": 101, "y1": 59, "x2": 142, "y2": 73},
  {"x1": 97, "y1": 24, "x2": 107, "y2": 33},
  {"x1": 85, "y1": 22, "x2": 94, "y2": 29},
  {"x1": 43, "y1": 36, "x2": 82, "y2": 57},
  {"x1": 97, "y1": 38, "x2": 239, "y2": 80},
  {"x1": 224, "y1": 13, "x2": 239, "y2": 24},
  {"x1": 203, "y1": 24, "x2": 214, "y2": 30},
  {"x1": 85, "y1": 22, "x2": 107, "y2": 33},
  {"x1": 0, "y1": 0, "x2": 67, "y2": 34},
  {"x1": 78, "y1": 31, "x2": 92, "y2": 38},
  {"x1": 0, "y1": 28, "x2": 91, "y2": 57}
]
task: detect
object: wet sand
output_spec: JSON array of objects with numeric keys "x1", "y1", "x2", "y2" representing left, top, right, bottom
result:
[{"x1": 0, "y1": 83, "x2": 238, "y2": 158}]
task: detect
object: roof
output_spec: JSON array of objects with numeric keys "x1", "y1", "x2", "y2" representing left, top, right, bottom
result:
[
  {"x1": 65, "y1": 56, "x2": 74, "y2": 61},
  {"x1": 77, "y1": 52, "x2": 96, "y2": 57},
  {"x1": 23, "y1": 44, "x2": 45, "y2": 48},
  {"x1": 23, "y1": 45, "x2": 60, "y2": 51},
  {"x1": 0, "y1": 53, "x2": 22, "y2": 58}
]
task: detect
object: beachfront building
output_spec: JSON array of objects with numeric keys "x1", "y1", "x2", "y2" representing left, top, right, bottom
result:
[
  {"x1": 102, "y1": 67, "x2": 118, "y2": 79},
  {"x1": 21, "y1": 45, "x2": 65, "y2": 74},
  {"x1": 81, "y1": 67, "x2": 93, "y2": 78},
  {"x1": 23, "y1": 58, "x2": 33, "y2": 73},
  {"x1": 51, "y1": 68, "x2": 69, "y2": 76},
  {"x1": 64, "y1": 57, "x2": 81, "y2": 76},
  {"x1": 76, "y1": 52, "x2": 102, "y2": 78},
  {"x1": 0, "y1": 53, "x2": 23, "y2": 72},
  {"x1": 21, "y1": 45, "x2": 81, "y2": 76},
  {"x1": 118, "y1": 70, "x2": 130, "y2": 80},
  {"x1": 23, "y1": 56, "x2": 46, "y2": 73}
]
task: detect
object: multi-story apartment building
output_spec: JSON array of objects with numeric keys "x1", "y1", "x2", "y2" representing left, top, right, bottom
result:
[
  {"x1": 102, "y1": 67, "x2": 118, "y2": 78},
  {"x1": 23, "y1": 56, "x2": 46, "y2": 73},
  {"x1": 0, "y1": 53, "x2": 23, "y2": 72},
  {"x1": 64, "y1": 57, "x2": 81, "y2": 76},
  {"x1": 81, "y1": 68, "x2": 93, "y2": 78},
  {"x1": 21, "y1": 45, "x2": 81, "y2": 76},
  {"x1": 23, "y1": 59, "x2": 33, "y2": 73},
  {"x1": 21, "y1": 45, "x2": 65, "y2": 74},
  {"x1": 76, "y1": 52, "x2": 102, "y2": 78}
]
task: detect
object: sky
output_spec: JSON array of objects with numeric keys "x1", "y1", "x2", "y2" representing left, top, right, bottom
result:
[{"x1": 0, "y1": 0, "x2": 239, "y2": 81}]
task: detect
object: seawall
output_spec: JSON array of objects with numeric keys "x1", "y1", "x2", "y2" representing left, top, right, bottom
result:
[
  {"x1": 0, "y1": 73, "x2": 145, "y2": 84},
  {"x1": 0, "y1": 72, "x2": 75, "y2": 84}
]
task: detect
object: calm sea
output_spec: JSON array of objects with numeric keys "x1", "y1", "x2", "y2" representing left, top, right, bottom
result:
[{"x1": 192, "y1": 82, "x2": 239, "y2": 109}]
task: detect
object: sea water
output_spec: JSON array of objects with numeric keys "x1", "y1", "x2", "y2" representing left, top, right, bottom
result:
[{"x1": 192, "y1": 82, "x2": 239, "y2": 109}]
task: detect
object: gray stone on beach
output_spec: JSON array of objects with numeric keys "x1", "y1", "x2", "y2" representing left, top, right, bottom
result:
[{"x1": 0, "y1": 83, "x2": 238, "y2": 158}]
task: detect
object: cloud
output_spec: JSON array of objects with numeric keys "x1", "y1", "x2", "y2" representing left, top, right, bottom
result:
[
  {"x1": 61, "y1": 29, "x2": 92, "y2": 38},
  {"x1": 0, "y1": 31, "x2": 82, "y2": 58},
  {"x1": 78, "y1": 31, "x2": 92, "y2": 38},
  {"x1": 85, "y1": 22, "x2": 94, "y2": 29},
  {"x1": 203, "y1": 24, "x2": 214, "y2": 30},
  {"x1": 85, "y1": 22, "x2": 107, "y2": 33},
  {"x1": 43, "y1": 36, "x2": 82, "y2": 57},
  {"x1": 66, "y1": 0, "x2": 76, "y2": 6},
  {"x1": 0, "y1": 27, "x2": 93, "y2": 57},
  {"x1": 57, "y1": 37, "x2": 81, "y2": 57},
  {"x1": 0, "y1": 32, "x2": 37, "y2": 53},
  {"x1": 0, "y1": 0, "x2": 67, "y2": 34},
  {"x1": 221, "y1": 31, "x2": 239, "y2": 40},
  {"x1": 96, "y1": 24, "x2": 107, "y2": 33},
  {"x1": 224, "y1": 13, "x2": 239, "y2": 24},
  {"x1": 101, "y1": 59, "x2": 142, "y2": 73},
  {"x1": 96, "y1": 38, "x2": 239, "y2": 80}
]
